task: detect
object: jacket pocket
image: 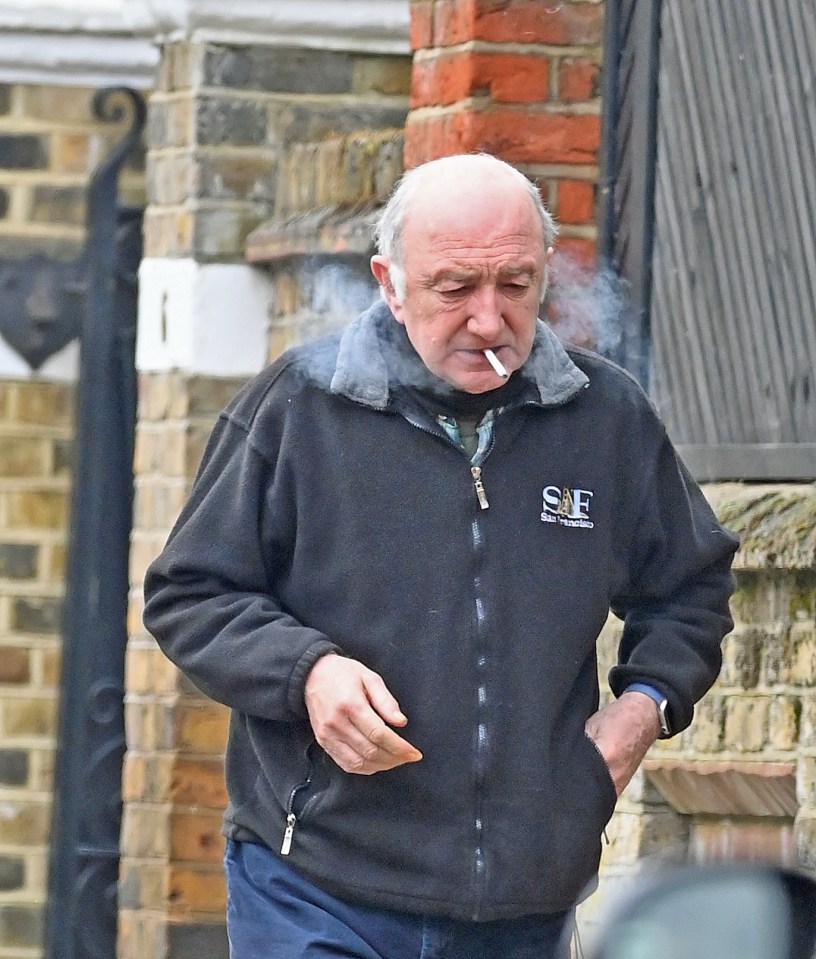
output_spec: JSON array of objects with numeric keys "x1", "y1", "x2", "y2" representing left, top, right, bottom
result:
[
  {"x1": 280, "y1": 741, "x2": 330, "y2": 856},
  {"x1": 582, "y1": 730, "x2": 616, "y2": 803}
]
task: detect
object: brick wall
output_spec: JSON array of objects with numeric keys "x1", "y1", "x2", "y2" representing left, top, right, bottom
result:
[
  {"x1": 579, "y1": 484, "x2": 816, "y2": 935},
  {"x1": 0, "y1": 380, "x2": 73, "y2": 958},
  {"x1": 123, "y1": 38, "x2": 412, "y2": 957},
  {"x1": 0, "y1": 80, "x2": 146, "y2": 958},
  {"x1": 123, "y1": 373, "x2": 244, "y2": 959},
  {"x1": 407, "y1": 0, "x2": 602, "y2": 269},
  {"x1": 0, "y1": 83, "x2": 145, "y2": 258}
]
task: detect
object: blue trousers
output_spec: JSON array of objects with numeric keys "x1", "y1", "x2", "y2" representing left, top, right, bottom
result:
[{"x1": 225, "y1": 840, "x2": 572, "y2": 959}]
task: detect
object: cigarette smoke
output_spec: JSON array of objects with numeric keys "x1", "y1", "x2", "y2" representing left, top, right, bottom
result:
[{"x1": 546, "y1": 253, "x2": 631, "y2": 358}]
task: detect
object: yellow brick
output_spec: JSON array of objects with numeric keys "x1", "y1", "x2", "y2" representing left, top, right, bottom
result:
[
  {"x1": 0, "y1": 800, "x2": 50, "y2": 845},
  {"x1": 0, "y1": 382, "x2": 13, "y2": 420},
  {"x1": 5, "y1": 489, "x2": 70, "y2": 530},
  {"x1": 791, "y1": 623, "x2": 816, "y2": 686},
  {"x1": 37, "y1": 645, "x2": 61, "y2": 690},
  {"x1": 117, "y1": 910, "x2": 167, "y2": 959},
  {"x1": 0, "y1": 646, "x2": 30, "y2": 683},
  {"x1": 170, "y1": 809, "x2": 225, "y2": 862},
  {"x1": 51, "y1": 132, "x2": 93, "y2": 174},
  {"x1": 170, "y1": 757, "x2": 227, "y2": 809},
  {"x1": 769, "y1": 695, "x2": 800, "y2": 750},
  {"x1": 724, "y1": 696, "x2": 769, "y2": 752},
  {"x1": 0, "y1": 437, "x2": 48, "y2": 477},
  {"x1": 3, "y1": 695, "x2": 58, "y2": 736},
  {"x1": 20, "y1": 85, "x2": 96, "y2": 123},
  {"x1": 121, "y1": 804, "x2": 170, "y2": 859},
  {"x1": 167, "y1": 865, "x2": 226, "y2": 915},
  {"x1": 119, "y1": 858, "x2": 169, "y2": 912},
  {"x1": 176, "y1": 702, "x2": 229, "y2": 755},
  {"x1": 44, "y1": 542, "x2": 66, "y2": 581},
  {"x1": 122, "y1": 752, "x2": 174, "y2": 804},
  {"x1": 14, "y1": 382, "x2": 74, "y2": 427}
]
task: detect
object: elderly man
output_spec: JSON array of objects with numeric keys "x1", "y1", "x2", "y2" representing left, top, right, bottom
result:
[{"x1": 143, "y1": 153, "x2": 738, "y2": 959}]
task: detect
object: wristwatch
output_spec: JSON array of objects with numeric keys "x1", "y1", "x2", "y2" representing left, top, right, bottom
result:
[{"x1": 626, "y1": 682, "x2": 671, "y2": 738}]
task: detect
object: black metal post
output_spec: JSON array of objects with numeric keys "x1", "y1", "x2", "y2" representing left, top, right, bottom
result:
[{"x1": 45, "y1": 87, "x2": 146, "y2": 959}]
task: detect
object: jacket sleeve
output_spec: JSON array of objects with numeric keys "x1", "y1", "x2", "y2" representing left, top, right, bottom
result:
[
  {"x1": 609, "y1": 431, "x2": 740, "y2": 735},
  {"x1": 142, "y1": 411, "x2": 341, "y2": 722}
]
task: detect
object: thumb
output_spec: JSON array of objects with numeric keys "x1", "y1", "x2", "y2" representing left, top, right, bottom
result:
[{"x1": 362, "y1": 670, "x2": 408, "y2": 727}]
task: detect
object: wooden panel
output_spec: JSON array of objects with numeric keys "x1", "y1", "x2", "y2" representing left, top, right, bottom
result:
[{"x1": 650, "y1": 0, "x2": 816, "y2": 474}]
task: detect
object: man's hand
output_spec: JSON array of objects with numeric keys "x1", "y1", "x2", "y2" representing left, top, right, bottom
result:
[
  {"x1": 584, "y1": 692, "x2": 661, "y2": 796},
  {"x1": 304, "y1": 654, "x2": 423, "y2": 775}
]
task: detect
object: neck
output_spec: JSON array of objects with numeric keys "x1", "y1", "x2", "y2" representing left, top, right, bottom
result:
[{"x1": 381, "y1": 319, "x2": 525, "y2": 418}]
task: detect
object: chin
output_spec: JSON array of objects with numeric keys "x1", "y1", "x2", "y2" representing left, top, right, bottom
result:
[{"x1": 451, "y1": 375, "x2": 503, "y2": 395}]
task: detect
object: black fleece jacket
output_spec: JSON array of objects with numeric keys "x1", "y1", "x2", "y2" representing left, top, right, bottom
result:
[{"x1": 143, "y1": 301, "x2": 739, "y2": 921}]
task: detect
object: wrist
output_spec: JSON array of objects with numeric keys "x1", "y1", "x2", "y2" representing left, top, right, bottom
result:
[{"x1": 624, "y1": 683, "x2": 671, "y2": 738}]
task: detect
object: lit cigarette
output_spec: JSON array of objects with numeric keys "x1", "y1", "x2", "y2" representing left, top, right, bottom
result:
[{"x1": 483, "y1": 348, "x2": 509, "y2": 379}]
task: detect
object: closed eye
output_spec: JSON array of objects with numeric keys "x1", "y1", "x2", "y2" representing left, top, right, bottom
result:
[{"x1": 502, "y1": 281, "x2": 531, "y2": 295}]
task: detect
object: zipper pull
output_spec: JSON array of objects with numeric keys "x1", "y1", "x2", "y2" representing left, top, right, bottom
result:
[
  {"x1": 471, "y1": 466, "x2": 489, "y2": 510},
  {"x1": 281, "y1": 813, "x2": 296, "y2": 855}
]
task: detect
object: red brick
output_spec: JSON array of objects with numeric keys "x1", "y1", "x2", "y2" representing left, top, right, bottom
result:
[
  {"x1": 559, "y1": 57, "x2": 600, "y2": 102},
  {"x1": 552, "y1": 235, "x2": 597, "y2": 267},
  {"x1": 433, "y1": 0, "x2": 604, "y2": 47},
  {"x1": 557, "y1": 179, "x2": 595, "y2": 224},
  {"x1": 433, "y1": 0, "x2": 472, "y2": 45},
  {"x1": 405, "y1": 110, "x2": 600, "y2": 167},
  {"x1": 410, "y1": 0, "x2": 434, "y2": 49},
  {"x1": 411, "y1": 52, "x2": 549, "y2": 107}
]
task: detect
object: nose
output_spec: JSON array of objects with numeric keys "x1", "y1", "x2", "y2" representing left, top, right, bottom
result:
[{"x1": 466, "y1": 286, "x2": 503, "y2": 340}]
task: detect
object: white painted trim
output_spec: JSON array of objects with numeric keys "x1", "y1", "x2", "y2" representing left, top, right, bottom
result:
[
  {"x1": 0, "y1": 0, "x2": 409, "y2": 88},
  {"x1": 0, "y1": 337, "x2": 79, "y2": 382},
  {"x1": 123, "y1": 0, "x2": 411, "y2": 53},
  {"x1": 136, "y1": 259, "x2": 272, "y2": 376},
  {"x1": 0, "y1": 32, "x2": 159, "y2": 88},
  {"x1": 0, "y1": 0, "x2": 131, "y2": 34}
]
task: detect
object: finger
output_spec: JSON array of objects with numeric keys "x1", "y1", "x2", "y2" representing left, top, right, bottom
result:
[
  {"x1": 361, "y1": 671, "x2": 409, "y2": 727},
  {"x1": 324, "y1": 730, "x2": 420, "y2": 775},
  {"x1": 359, "y1": 721, "x2": 423, "y2": 762}
]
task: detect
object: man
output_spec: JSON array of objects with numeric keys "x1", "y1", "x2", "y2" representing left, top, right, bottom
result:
[{"x1": 143, "y1": 153, "x2": 739, "y2": 959}]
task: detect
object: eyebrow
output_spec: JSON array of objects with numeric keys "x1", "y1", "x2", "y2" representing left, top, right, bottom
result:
[{"x1": 424, "y1": 263, "x2": 538, "y2": 287}]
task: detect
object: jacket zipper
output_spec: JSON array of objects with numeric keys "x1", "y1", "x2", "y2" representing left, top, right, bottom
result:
[
  {"x1": 399, "y1": 402, "x2": 495, "y2": 914},
  {"x1": 472, "y1": 514, "x2": 489, "y2": 916},
  {"x1": 471, "y1": 466, "x2": 489, "y2": 509},
  {"x1": 280, "y1": 765, "x2": 315, "y2": 856},
  {"x1": 281, "y1": 812, "x2": 297, "y2": 855}
]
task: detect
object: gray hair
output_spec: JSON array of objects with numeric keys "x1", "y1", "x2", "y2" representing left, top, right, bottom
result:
[{"x1": 374, "y1": 153, "x2": 558, "y2": 301}]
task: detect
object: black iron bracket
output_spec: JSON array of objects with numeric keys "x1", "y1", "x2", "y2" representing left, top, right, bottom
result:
[{"x1": 0, "y1": 87, "x2": 146, "y2": 370}]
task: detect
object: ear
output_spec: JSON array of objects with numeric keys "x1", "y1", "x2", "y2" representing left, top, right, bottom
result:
[{"x1": 370, "y1": 255, "x2": 403, "y2": 319}]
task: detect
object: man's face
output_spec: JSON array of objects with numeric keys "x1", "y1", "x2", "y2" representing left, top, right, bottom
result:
[{"x1": 371, "y1": 181, "x2": 550, "y2": 394}]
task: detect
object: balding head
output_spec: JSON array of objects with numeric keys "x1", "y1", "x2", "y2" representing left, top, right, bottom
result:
[{"x1": 374, "y1": 154, "x2": 557, "y2": 300}]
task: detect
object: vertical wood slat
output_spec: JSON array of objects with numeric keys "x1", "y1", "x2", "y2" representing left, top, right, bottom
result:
[{"x1": 651, "y1": 0, "x2": 816, "y2": 461}]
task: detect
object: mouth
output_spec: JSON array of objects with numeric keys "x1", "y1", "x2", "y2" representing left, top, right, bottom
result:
[{"x1": 483, "y1": 348, "x2": 509, "y2": 378}]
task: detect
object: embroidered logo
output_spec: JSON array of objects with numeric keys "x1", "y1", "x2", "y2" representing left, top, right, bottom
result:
[{"x1": 541, "y1": 486, "x2": 595, "y2": 529}]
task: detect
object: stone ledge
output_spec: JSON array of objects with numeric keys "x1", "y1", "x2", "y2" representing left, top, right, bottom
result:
[
  {"x1": 703, "y1": 482, "x2": 816, "y2": 571},
  {"x1": 643, "y1": 759, "x2": 797, "y2": 817},
  {"x1": 245, "y1": 205, "x2": 379, "y2": 263}
]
